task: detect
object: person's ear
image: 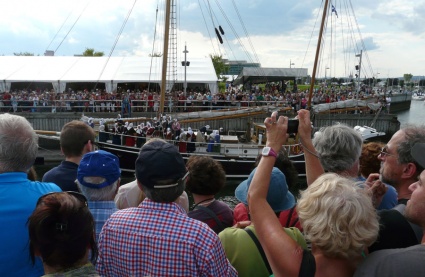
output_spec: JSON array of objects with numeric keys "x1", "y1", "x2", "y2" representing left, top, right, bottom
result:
[
  {"x1": 402, "y1": 162, "x2": 417, "y2": 179},
  {"x1": 137, "y1": 180, "x2": 144, "y2": 191}
]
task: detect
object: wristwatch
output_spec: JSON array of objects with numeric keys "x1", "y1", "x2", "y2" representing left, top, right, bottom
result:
[{"x1": 262, "y1": 147, "x2": 277, "y2": 158}]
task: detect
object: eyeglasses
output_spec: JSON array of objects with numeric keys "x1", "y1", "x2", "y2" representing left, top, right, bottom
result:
[
  {"x1": 379, "y1": 147, "x2": 397, "y2": 158},
  {"x1": 36, "y1": 191, "x2": 88, "y2": 207}
]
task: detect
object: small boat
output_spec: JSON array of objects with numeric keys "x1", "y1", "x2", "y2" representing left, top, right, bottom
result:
[
  {"x1": 354, "y1": 126, "x2": 385, "y2": 140},
  {"x1": 412, "y1": 91, "x2": 425, "y2": 101}
]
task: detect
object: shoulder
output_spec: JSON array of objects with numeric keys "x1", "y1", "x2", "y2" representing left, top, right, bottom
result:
[
  {"x1": 218, "y1": 226, "x2": 248, "y2": 242},
  {"x1": 369, "y1": 209, "x2": 420, "y2": 252},
  {"x1": 29, "y1": 180, "x2": 62, "y2": 193},
  {"x1": 355, "y1": 245, "x2": 425, "y2": 276}
]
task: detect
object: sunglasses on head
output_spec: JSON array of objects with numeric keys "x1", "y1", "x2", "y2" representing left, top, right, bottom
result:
[{"x1": 36, "y1": 191, "x2": 88, "y2": 207}]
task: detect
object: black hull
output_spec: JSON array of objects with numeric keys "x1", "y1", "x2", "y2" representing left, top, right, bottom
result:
[{"x1": 98, "y1": 141, "x2": 306, "y2": 179}]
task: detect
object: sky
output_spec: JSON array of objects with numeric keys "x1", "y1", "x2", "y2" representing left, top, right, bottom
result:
[{"x1": 1, "y1": 0, "x2": 424, "y2": 79}]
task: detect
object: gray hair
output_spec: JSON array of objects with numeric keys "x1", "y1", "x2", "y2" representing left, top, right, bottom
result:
[
  {"x1": 397, "y1": 125, "x2": 425, "y2": 173},
  {"x1": 140, "y1": 181, "x2": 184, "y2": 203},
  {"x1": 0, "y1": 113, "x2": 38, "y2": 173},
  {"x1": 313, "y1": 123, "x2": 363, "y2": 173},
  {"x1": 76, "y1": 178, "x2": 119, "y2": 201}
]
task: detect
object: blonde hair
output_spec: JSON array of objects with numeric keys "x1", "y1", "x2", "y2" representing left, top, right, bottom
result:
[{"x1": 297, "y1": 173, "x2": 379, "y2": 259}]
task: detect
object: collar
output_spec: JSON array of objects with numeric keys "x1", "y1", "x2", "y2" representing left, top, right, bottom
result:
[
  {"x1": 88, "y1": 201, "x2": 117, "y2": 209},
  {"x1": 139, "y1": 198, "x2": 186, "y2": 214},
  {"x1": 0, "y1": 172, "x2": 28, "y2": 183}
]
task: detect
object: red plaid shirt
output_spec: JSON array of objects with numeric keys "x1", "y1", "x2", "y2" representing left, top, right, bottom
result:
[{"x1": 97, "y1": 198, "x2": 237, "y2": 276}]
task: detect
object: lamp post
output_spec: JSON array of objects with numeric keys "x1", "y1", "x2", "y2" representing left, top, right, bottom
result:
[
  {"x1": 181, "y1": 44, "x2": 190, "y2": 110},
  {"x1": 182, "y1": 44, "x2": 189, "y2": 97}
]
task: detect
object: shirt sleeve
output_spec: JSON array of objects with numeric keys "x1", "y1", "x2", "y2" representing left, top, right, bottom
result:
[{"x1": 200, "y1": 235, "x2": 237, "y2": 277}]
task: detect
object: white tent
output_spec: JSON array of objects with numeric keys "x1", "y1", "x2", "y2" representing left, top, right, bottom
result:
[{"x1": 0, "y1": 56, "x2": 218, "y2": 93}]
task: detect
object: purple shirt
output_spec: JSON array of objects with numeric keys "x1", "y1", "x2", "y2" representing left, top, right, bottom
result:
[{"x1": 188, "y1": 200, "x2": 234, "y2": 234}]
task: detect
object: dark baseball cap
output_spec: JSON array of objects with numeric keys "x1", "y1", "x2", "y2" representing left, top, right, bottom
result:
[
  {"x1": 135, "y1": 140, "x2": 187, "y2": 189},
  {"x1": 411, "y1": 143, "x2": 425, "y2": 169}
]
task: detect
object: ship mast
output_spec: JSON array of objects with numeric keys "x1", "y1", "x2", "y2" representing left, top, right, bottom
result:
[
  {"x1": 307, "y1": 0, "x2": 329, "y2": 109},
  {"x1": 159, "y1": 0, "x2": 171, "y2": 115}
]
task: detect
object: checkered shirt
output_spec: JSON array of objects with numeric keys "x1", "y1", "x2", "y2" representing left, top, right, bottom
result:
[
  {"x1": 87, "y1": 201, "x2": 118, "y2": 242},
  {"x1": 96, "y1": 198, "x2": 237, "y2": 277}
]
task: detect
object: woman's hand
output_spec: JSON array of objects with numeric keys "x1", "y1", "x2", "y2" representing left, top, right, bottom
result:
[
  {"x1": 297, "y1": 109, "x2": 313, "y2": 142},
  {"x1": 264, "y1": 111, "x2": 288, "y2": 152}
]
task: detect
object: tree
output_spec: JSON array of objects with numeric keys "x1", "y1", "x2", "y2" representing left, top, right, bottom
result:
[
  {"x1": 386, "y1": 78, "x2": 399, "y2": 87},
  {"x1": 404, "y1": 73, "x2": 413, "y2": 83},
  {"x1": 14, "y1": 52, "x2": 34, "y2": 56},
  {"x1": 210, "y1": 54, "x2": 229, "y2": 81},
  {"x1": 82, "y1": 48, "x2": 104, "y2": 56}
]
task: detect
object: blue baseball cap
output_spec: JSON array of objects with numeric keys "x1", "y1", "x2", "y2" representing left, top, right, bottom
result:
[
  {"x1": 235, "y1": 167, "x2": 295, "y2": 212},
  {"x1": 77, "y1": 150, "x2": 121, "y2": 189}
]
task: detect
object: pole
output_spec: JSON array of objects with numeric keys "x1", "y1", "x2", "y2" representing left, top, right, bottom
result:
[
  {"x1": 183, "y1": 44, "x2": 188, "y2": 97},
  {"x1": 159, "y1": 0, "x2": 171, "y2": 116},
  {"x1": 183, "y1": 44, "x2": 188, "y2": 110},
  {"x1": 356, "y1": 50, "x2": 362, "y2": 103},
  {"x1": 307, "y1": 0, "x2": 329, "y2": 109}
]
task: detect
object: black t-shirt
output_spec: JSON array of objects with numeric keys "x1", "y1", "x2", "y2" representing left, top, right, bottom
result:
[{"x1": 369, "y1": 203, "x2": 420, "y2": 253}]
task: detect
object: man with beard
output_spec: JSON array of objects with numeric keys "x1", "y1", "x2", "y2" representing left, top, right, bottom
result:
[
  {"x1": 368, "y1": 126, "x2": 425, "y2": 252},
  {"x1": 355, "y1": 143, "x2": 425, "y2": 277}
]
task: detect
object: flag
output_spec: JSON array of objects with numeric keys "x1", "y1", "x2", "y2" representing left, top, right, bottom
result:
[{"x1": 332, "y1": 4, "x2": 338, "y2": 18}]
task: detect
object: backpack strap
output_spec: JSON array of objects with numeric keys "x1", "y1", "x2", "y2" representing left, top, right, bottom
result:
[
  {"x1": 393, "y1": 204, "x2": 423, "y2": 243},
  {"x1": 299, "y1": 249, "x2": 316, "y2": 277},
  {"x1": 195, "y1": 205, "x2": 225, "y2": 231},
  {"x1": 285, "y1": 205, "x2": 299, "y2": 228},
  {"x1": 244, "y1": 228, "x2": 272, "y2": 275}
]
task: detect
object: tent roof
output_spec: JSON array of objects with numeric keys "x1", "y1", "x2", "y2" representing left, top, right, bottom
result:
[
  {"x1": 233, "y1": 67, "x2": 308, "y2": 85},
  {"x1": 0, "y1": 56, "x2": 217, "y2": 84}
]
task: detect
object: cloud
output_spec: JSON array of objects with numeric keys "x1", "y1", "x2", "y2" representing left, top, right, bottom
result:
[
  {"x1": 362, "y1": 37, "x2": 379, "y2": 51},
  {"x1": 0, "y1": 0, "x2": 424, "y2": 77}
]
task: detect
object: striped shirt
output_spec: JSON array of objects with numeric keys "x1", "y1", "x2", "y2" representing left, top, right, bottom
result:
[{"x1": 96, "y1": 198, "x2": 237, "y2": 277}]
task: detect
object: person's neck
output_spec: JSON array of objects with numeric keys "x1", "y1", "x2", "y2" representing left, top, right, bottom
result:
[
  {"x1": 65, "y1": 156, "x2": 83, "y2": 165},
  {"x1": 312, "y1": 246, "x2": 360, "y2": 277},
  {"x1": 192, "y1": 194, "x2": 215, "y2": 207},
  {"x1": 43, "y1": 254, "x2": 88, "y2": 274},
  {"x1": 395, "y1": 180, "x2": 414, "y2": 200}
]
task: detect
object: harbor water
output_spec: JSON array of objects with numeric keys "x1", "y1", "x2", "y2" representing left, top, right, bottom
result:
[{"x1": 396, "y1": 100, "x2": 425, "y2": 127}]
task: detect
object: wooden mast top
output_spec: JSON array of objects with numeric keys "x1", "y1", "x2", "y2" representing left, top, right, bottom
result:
[
  {"x1": 307, "y1": 0, "x2": 329, "y2": 109},
  {"x1": 159, "y1": 0, "x2": 171, "y2": 116}
]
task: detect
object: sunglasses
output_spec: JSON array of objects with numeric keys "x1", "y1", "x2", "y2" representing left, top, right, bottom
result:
[
  {"x1": 379, "y1": 147, "x2": 397, "y2": 158},
  {"x1": 36, "y1": 191, "x2": 88, "y2": 207}
]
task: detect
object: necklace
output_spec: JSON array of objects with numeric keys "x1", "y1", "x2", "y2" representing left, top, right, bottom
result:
[{"x1": 192, "y1": 198, "x2": 215, "y2": 209}]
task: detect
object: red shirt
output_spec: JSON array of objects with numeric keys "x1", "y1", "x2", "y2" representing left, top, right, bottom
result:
[{"x1": 233, "y1": 203, "x2": 302, "y2": 231}]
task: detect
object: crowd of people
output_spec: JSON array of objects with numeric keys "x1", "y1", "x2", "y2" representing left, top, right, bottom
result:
[
  {"x1": 1, "y1": 110, "x2": 425, "y2": 276},
  {"x1": 97, "y1": 114, "x2": 223, "y2": 154},
  {"x1": 0, "y1": 82, "x2": 393, "y2": 115}
]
